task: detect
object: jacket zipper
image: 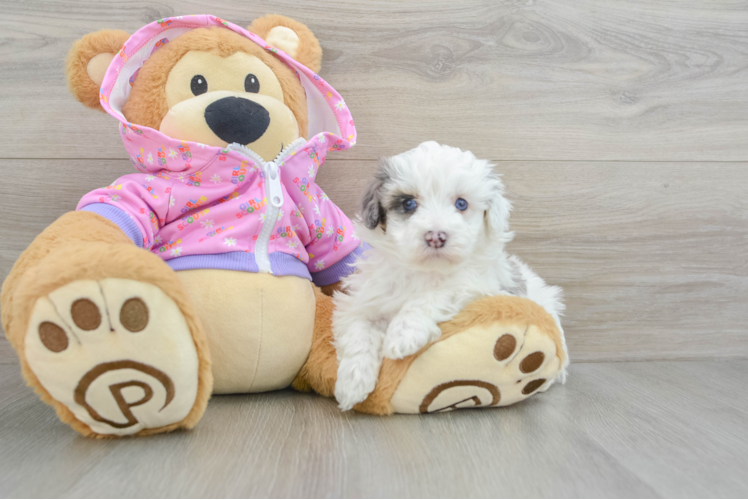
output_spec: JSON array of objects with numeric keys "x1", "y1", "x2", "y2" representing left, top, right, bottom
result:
[{"x1": 227, "y1": 139, "x2": 306, "y2": 274}]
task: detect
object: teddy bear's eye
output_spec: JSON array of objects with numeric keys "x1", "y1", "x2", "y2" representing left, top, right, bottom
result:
[
  {"x1": 245, "y1": 74, "x2": 260, "y2": 93},
  {"x1": 191, "y1": 75, "x2": 208, "y2": 96}
]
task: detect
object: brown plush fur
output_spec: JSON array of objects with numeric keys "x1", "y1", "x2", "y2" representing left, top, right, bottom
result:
[
  {"x1": 319, "y1": 282, "x2": 344, "y2": 297},
  {"x1": 65, "y1": 29, "x2": 130, "y2": 111},
  {"x1": 294, "y1": 294, "x2": 567, "y2": 415},
  {"x1": 292, "y1": 287, "x2": 337, "y2": 395},
  {"x1": 120, "y1": 26, "x2": 309, "y2": 138},
  {"x1": 249, "y1": 15, "x2": 323, "y2": 74},
  {"x1": 0, "y1": 211, "x2": 213, "y2": 438}
]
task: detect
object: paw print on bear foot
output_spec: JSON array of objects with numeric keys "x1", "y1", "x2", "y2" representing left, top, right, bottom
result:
[
  {"x1": 390, "y1": 320, "x2": 563, "y2": 414},
  {"x1": 24, "y1": 279, "x2": 200, "y2": 436}
]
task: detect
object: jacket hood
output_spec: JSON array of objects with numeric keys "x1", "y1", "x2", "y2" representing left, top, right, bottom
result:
[{"x1": 100, "y1": 14, "x2": 356, "y2": 173}]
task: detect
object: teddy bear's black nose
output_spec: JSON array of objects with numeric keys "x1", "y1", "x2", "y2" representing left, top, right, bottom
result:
[{"x1": 204, "y1": 96, "x2": 270, "y2": 145}]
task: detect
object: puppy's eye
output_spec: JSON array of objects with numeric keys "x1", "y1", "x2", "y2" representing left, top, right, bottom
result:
[
  {"x1": 245, "y1": 74, "x2": 260, "y2": 93},
  {"x1": 455, "y1": 198, "x2": 468, "y2": 211},
  {"x1": 191, "y1": 75, "x2": 208, "y2": 96},
  {"x1": 402, "y1": 198, "x2": 418, "y2": 212}
]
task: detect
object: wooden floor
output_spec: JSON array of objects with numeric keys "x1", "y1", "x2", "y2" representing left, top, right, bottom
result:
[
  {"x1": 1, "y1": 360, "x2": 747, "y2": 498},
  {"x1": 1, "y1": 0, "x2": 748, "y2": 497}
]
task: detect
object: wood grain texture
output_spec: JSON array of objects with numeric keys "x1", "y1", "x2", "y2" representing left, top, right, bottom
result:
[
  {"x1": 1, "y1": 0, "x2": 748, "y2": 161},
  {"x1": 0, "y1": 340, "x2": 14, "y2": 365},
  {"x1": 0, "y1": 159, "x2": 746, "y2": 363},
  {"x1": 1, "y1": 361, "x2": 747, "y2": 498}
]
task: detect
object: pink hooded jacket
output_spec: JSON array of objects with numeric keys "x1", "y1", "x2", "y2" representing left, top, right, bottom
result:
[{"x1": 77, "y1": 15, "x2": 363, "y2": 286}]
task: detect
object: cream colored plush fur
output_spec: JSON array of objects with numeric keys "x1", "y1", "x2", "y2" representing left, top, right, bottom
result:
[{"x1": 178, "y1": 271, "x2": 315, "y2": 394}]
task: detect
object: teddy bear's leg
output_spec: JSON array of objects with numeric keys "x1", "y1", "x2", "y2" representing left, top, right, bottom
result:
[
  {"x1": 1, "y1": 211, "x2": 212, "y2": 437},
  {"x1": 294, "y1": 292, "x2": 567, "y2": 415},
  {"x1": 292, "y1": 287, "x2": 338, "y2": 397},
  {"x1": 359, "y1": 295, "x2": 568, "y2": 414}
]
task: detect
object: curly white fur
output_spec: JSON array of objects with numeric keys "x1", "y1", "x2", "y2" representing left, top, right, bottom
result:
[{"x1": 332, "y1": 142, "x2": 568, "y2": 411}]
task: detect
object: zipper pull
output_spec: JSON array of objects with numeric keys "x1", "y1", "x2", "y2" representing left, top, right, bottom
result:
[{"x1": 264, "y1": 161, "x2": 284, "y2": 208}]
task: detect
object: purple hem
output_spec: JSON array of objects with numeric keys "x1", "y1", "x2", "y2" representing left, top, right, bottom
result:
[
  {"x1": 166, "y1": 251, "x2": 312, "y2": 281},
  {"x1": 269, "y1": 252, "x2": 311, "y2": 279},
  {"x1": 79, "y1": 203, "x2": 142, "y2": 247},
  {"x1": 310, "y1": 244, "x2": 368, "y2": 286}
]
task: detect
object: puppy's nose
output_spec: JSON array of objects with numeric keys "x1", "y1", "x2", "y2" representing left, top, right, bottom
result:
[
  {"x1": 204, "y1": 96, "x2": 270, "y2": 145},
  {"x1": 425, "y1": 231, "x2": 448, "y2": 248}
]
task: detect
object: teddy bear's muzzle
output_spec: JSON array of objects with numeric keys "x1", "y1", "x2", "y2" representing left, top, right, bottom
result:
[
  {"x1": 159, "y1": 90, "x2": 300, "y2": 161},
  {"x1": 204, "y1": 96, "x2": 271, "y2": 145}
]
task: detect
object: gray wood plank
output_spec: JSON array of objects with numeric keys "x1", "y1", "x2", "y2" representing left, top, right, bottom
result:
[
  {"x1": 571, "y1": 362, "x2": 748, "y2": 498},
  {"x1": 1, "y1": 361, "x2": 747, "y2": 498},
  {"x1": 0, "y1": 340, "x2": 15, "y2": 365},
  {"x1": 1, "y1": 0, "x2": 748, "y2": 161},
  {"x1": 1, "y1": 159, "x2": 746, "y2": 362}
]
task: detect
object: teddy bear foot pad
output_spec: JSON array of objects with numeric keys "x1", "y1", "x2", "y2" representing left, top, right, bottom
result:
[
  {"x1": 390, "y1": 314, "x2": 563, "y2": 414},
  {"x1": 24, "y1": 278, "x2": 200, "y2": 436}
]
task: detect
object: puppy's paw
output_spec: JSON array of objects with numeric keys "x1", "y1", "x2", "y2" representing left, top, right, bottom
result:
[
  {"x1": 335, "y1": 356, "x2": 380, "y2": 411},
  {"x1": 383, "y1": 314, "x2": 441, "y2": 360}
]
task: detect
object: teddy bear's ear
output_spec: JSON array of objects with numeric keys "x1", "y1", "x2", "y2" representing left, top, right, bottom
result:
[
  {"x1": 249, "y1": 15, "x2": 322, "y2": 74},
  {"x1": 66, "y1": 29, "x2": 130, "y2": 111}
]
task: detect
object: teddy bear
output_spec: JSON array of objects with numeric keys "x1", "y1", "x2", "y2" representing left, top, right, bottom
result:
[{"x1": 0, "y1": 14, "x2": 568, "y2": 438}]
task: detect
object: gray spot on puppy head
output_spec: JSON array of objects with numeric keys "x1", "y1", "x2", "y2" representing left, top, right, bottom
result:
[
  {"x1": 388, "y1": 193, "x2": 417, "y2": 217},
  {"x1": 361, "y1": 157, "x2": 394, "y2": 230}
]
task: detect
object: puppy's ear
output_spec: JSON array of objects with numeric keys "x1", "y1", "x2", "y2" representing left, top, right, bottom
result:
[
  {"x1": 249, "y1": 15, "x2": 322, "y2": 73},
  {"x1": 484, "y1": 173, "x2": 512, "y2": 240},
  {"x1": 361, "y1": 158, "x2": 392, "y2": 230},
  {"x1": 66, "y1": 29, "x2": 130, "y2": 111}
]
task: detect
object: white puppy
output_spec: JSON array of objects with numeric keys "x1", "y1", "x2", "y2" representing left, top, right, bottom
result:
[{"x1": 332, "y1": 141, "x2": 567, "y2": 411}]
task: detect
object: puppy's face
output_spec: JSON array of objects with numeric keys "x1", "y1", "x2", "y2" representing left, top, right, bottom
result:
[{"x1": 361, "y1": 141, "x2": 511, "y2": 272}]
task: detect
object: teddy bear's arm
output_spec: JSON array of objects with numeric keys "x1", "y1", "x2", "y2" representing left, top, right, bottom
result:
[
  {"x1": 76, "y1": 174, "x2": 174, "y2": 249},
  {"x1": 293, "y1": 185, "x2": 366, "y2": 287}
]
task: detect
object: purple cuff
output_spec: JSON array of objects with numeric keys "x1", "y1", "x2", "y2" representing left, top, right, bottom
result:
[
  {"x1": 310, "y1": 244, "x2": 368, "y2": 286},
  {"x1": 79, "y1": 203, "x2": 142, "y2": 247}
]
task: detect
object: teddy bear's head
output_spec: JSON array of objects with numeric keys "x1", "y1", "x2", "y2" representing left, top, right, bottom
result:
[{"x1": 66, "y1": 15, "x2": 322, "y2": 161}]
